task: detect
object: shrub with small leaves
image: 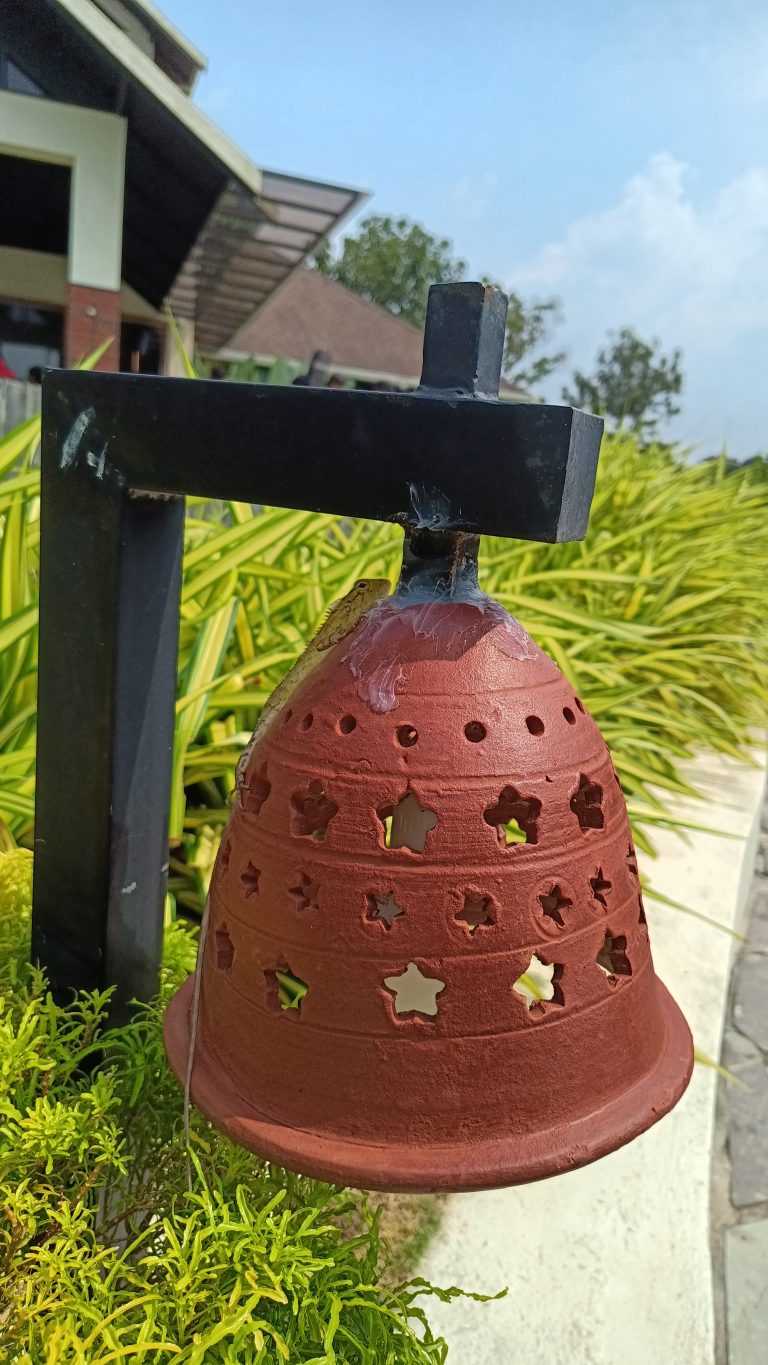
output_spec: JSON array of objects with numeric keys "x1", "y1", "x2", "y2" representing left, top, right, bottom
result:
[{"x1": 0, "y1": 854, "x2": 489, "y2": 1362}]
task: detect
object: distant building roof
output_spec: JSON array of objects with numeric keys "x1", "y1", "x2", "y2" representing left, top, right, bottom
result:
[
  {"x1": 224, "y1": 269, "x2": 530, "y2": 397},
  {"x1": 226, "y1": 270, "x2": 425, "y2": 384}
]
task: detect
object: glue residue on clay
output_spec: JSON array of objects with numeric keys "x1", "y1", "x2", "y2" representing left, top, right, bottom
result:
[{"x1": 345, "y1": 592, "x2": 539, "y2": 713}]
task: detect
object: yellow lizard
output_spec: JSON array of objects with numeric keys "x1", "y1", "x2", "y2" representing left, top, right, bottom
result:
[{"x1": 235, "y1": 578, "x2": 390, "y2": 793}]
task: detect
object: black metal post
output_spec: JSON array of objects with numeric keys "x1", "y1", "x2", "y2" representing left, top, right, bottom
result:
[
  {"x1": 34, "y1": 460, "x2": 184, "y2": 1013},
  {"x1": 32, "y1": 283, "x2": 602, "y2": 1020}
]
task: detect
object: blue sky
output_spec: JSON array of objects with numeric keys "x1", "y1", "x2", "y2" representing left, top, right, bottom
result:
[{"x1": 161, "y1": 0, "x2": 766, "y2": 455}]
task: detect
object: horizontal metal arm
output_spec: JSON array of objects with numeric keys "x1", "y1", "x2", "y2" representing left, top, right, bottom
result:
[{"x1": 43, "y1": 369, "x2": 602, "y2": 542}]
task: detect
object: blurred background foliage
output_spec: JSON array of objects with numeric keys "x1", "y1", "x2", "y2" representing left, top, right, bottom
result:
[{"x1": 0, "y1": 412, "x2": 766, "y2": 921}]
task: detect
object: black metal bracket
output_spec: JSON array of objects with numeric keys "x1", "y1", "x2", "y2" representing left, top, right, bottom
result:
[{"x1": 32, "y1": 282, "x2": 602, "y2": 1019}]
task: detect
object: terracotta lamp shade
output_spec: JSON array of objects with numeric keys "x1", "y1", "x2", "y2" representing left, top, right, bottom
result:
[{"x1": 165, "y1": 597, "x2": 693, "y2": 1193}]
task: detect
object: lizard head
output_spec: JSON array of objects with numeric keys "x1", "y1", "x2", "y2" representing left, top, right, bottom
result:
[
  {"x1": 317, "y1": 579, "x2": 391, "y2": 651},
  {"x1": 353, "y1": 577, "x2": 391, "y2": 595}
]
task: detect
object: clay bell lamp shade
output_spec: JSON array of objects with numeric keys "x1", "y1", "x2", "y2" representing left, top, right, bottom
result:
[{"x1": 164, "y1": 533, "x2": 693, "y2": 1194}]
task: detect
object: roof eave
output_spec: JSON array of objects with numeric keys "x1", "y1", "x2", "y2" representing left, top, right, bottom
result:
[
  {"x1": 118, "y1": 0, "x2": 208, "y2": 82},
  {"x1": 216, "y1": 349, "x2": 419, "y2": 387},
  {"x1": 171, "y1": 177, "x2": 367, "y2": 352},
  {"x1": 56, "y1": 0, "x2": 262, "y2": 197},
  {"x1": 218, "y1": 348, "x2": 532, "y2": 401}
]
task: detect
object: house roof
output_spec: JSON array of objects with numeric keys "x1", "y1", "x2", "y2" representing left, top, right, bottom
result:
[
  {"x1": 226, "y1": 269, "x2": 530, "y2": 398},
  {"x1": 7, "y1": 1, "x2": 364, "y2": 348},
  {"x1": 227, "y1": 270, "x2": 426, "y2": 383}
]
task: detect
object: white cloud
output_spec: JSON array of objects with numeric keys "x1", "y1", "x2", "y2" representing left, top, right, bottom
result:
[{"x1": 508, "y1": 154, "x2": 768, "y2": 455}]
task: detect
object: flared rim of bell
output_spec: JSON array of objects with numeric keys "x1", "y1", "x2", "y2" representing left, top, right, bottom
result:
[{"x1": 165, "y1": 975, "x2": 692, "y2": 1193}]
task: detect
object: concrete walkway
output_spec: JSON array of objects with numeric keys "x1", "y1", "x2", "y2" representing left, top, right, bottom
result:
[
  {"x1": 712, "y1": 786, "x2": 768, "y2": 1364},
  {"x1": 420, "y1": 750, "x2": 767, "y2": 1365}
]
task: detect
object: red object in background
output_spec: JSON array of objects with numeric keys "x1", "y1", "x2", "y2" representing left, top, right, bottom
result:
[
  {"x1": 0, "y1": 356, "x2": 16, "y2": 379},
  {"x1": 165, "y1": 598, "x2": 693, "y2": 1192}
]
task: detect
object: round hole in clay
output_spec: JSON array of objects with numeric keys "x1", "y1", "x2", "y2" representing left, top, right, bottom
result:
[
  {"x1": 526, "y1": 715, "x2": 545, "y2": 736},
  {"x1": 563, "y1": 707, "x2": 576, "y2": 725},
  {"x1": 300, "y1": 713, "x2": 314, "y2": 731},
  {"x1": 397, "y1": 725, "x2": 418, "y2": 748},
  {"x1": 464, "y1": 721, "x2": 486, "y2": 743},
  {"x1": 338, "y1": 714, "x2": 357, "y2": 735}
]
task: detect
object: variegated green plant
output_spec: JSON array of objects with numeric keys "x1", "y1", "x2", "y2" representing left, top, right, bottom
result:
[{"x1": 0, "y1": 400, "x2": 766, "y2": 915}]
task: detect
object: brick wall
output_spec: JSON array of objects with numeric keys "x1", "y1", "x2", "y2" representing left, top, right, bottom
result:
[{"x1": 64, "y1": 284, "x2": 120, "y2": 370}]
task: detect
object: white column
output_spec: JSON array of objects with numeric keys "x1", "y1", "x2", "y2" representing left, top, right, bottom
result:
[{"x1": 0, "y1": 90, "x2": 126, "y2": 291}]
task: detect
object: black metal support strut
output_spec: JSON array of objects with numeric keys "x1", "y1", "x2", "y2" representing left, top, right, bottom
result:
[{"x1": 32, "y1": 282, "x2": 602, "y2": 1020}]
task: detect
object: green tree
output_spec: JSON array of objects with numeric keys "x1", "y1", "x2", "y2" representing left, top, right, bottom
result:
[
  {"x1": 313, "y1": 214, "x2": 466, "y2": 327},
  {"x1": 563, "y1": 327, "x2": 683, "y2": 439},
  {"x1": 315, "y1": 217, "x2": 566, "y2": 391}
]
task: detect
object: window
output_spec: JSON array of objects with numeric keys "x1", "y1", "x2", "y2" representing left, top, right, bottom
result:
[{"x1": 0, "y1": 154, "x2": 70, "y2": 255}]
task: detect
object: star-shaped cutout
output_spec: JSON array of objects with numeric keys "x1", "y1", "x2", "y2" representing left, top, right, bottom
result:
[
  {"x1": 215, "y1": 925, "x2": 234, "y2": 972},
  {"x1": 538, "y1": 884, "x2": 572, "y2": 928},
  {"x1": 570, "y1": 774, "x2": 604, "y2": 831},
  {"x1": 218, "y1": 839, "x2": 232, "y2": 874},
  {"x1": 290, "y1": 872, "x2": 320, "y2": 913},
  {"x1": 590, "y1": 867, "x2": 612, "y2": 908},
  {"x1": 264, "y1": 964, "x2": 309, "y2": 1012},
  {"x1": 483, "y1": 787, "x2": 540, "y2": 847},
  {"x1": 384, "y1": 962, "x2": 445, "y2": 1017},
  {"x1": 367, "y1": 891, "x2": 405, "y2": 927},
  {"x1": 291, "y1": 780, "x2": 338, "y2": 840},
  {"x1": 455, "y1": 893, "x2": 494, "y2": 932},
  {"x1": 242, "y1": 769, "x2": 271, "y2": 816},
  {"x1": 596, "y1": 931, "x2": 632, "y2": 978},
  {"x1": 626, "y1": 842, "x2": 639, "y2": 879},
  {"x1": 240, "y1": 861, "x2": 260, "y2": 898},
  {"x1": 379, "y1": 792, "x2": 438, "y2": 853},
  {"x1": 513, "y1": 954, "x2": 562, "y2": 1009}
]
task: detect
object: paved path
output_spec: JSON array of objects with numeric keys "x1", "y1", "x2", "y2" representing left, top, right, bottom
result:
[
  {"x1": 420, "y1": 751, "x2": 767, "y2": 1365},
  {"x1": 712, "y1": 787, "x2": 768, "y2": 1364}
]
